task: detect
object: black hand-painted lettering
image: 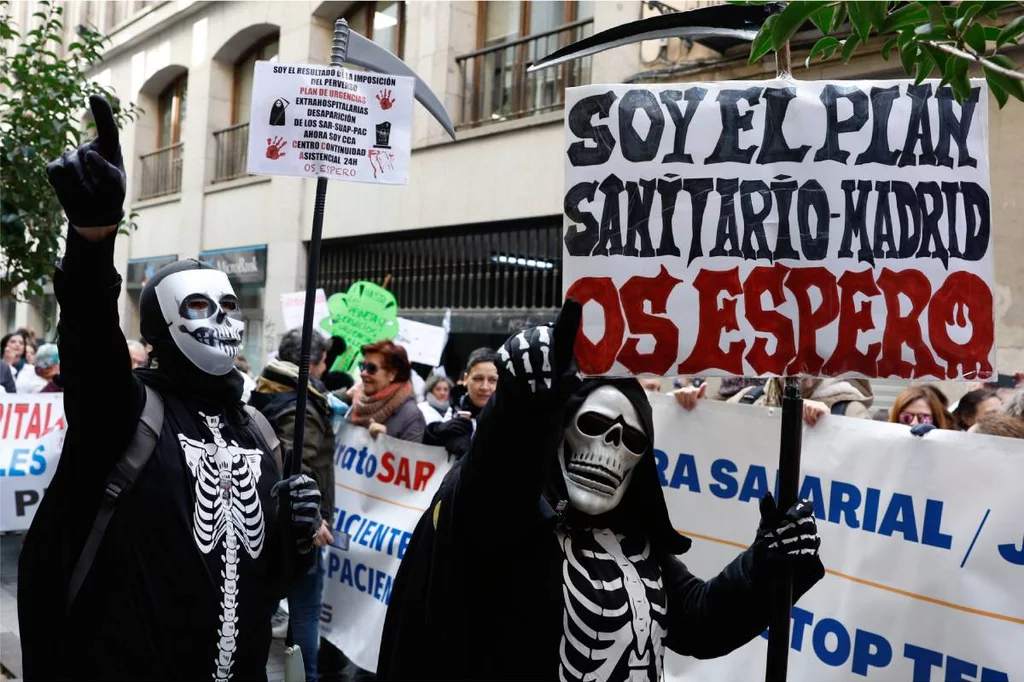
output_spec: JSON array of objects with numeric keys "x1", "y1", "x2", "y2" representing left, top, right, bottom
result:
[
  {"x1": 756, "y1": 87, "x2": 811, "y2": 164},
  {"x1": 594, "y1": 174, "x2": 625, "y2": 256},
  {"x1": 710, "y1": 178, "x2": 743, "y2": 258},
  {"x1": 872, "y1": 181, "x2": 898, "y2": 259},
  {"x1": 797, "y1": 180, "x2": 830, "y2": 260},
  {"x1": 838, "y1": 179, "x2": 875, "y2": 265},
  {"x1": 706, "y1": 87, "x2": 761, "y2": 165},
  {"x1": 962, "y1": 181, "x2": 990, "y2": 260},
  {"x1": 771, "y1": 177, "x2": 800, "y2": 261},
  {"x1": 619, "y1": 89, "x2": 664, "y2": 162},
  {"x1": 936, "y1": 87, "x2": 979, "y2": 168},
  {"x1": 915, "y1": 181, "x2": 949, "y2": 268},
  {"x1": 898, "y1": 84, "x2": 937, "y2": 167},
  {"x1": 656, "y1": 177, "x2": 683, "y2": 257},
  {"x1": 564, "y1": 181, "x2": 600, "y2": 256},
  {"x1": 624, "y1": 179, "x2": 657, "y2": 257},
  {"x1": 567, "y1": 91, "x2": 618, "y2": 167},
  {"x1": 660, "y1": 87, "x2": 707, "y2": 163},
  {"x1": 941, "y1": 181, "x2": 963, "y2": 258},
  {"x1": 815, "y1": 85, "x2": 869, "y2": 163},
  {"x1": 892, "y1": 181, "x2": 923, "y2": 257},
  {"x1": 855, "y1": 86, "x2": 901, "y2": 166},
  {"x1": 683, "y1": 178, "x2": 714, "y2": 265},
  {"x1": 739, "y1": 180, "x2": 774, "y2": 261}
]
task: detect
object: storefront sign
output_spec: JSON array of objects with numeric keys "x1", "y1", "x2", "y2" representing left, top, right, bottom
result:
[
  {"x1": 125, "y1": 255, "x2": 177, "y2": 289},
  {"x1": 199, "y1": 245, "x2": 268, "y2": 286},
  {"x1": 246, "y1": 61, "x2": 414, "y2": 185},
  {"x1": 562, "y1": 79, "x2": 993, "y2": 381}
]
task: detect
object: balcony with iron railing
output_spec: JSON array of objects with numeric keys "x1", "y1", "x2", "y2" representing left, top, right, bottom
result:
[
  {"x1": 212, "y1": 122, "x2": 250, "y2": 183},
  {"x1": 455, "y1": 18, "x2": 594, "y2": 129},
  {"x1": 138, "y1": 143, "x2": 183, "y2": 200}
]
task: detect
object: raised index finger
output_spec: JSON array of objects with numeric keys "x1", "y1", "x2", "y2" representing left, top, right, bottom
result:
[{"x1": 89, "y1": 95, "x2": 120, "y2": 159}]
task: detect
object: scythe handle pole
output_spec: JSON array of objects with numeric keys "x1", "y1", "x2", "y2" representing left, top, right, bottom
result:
[
  {"x1": 766, "y1": 377, "x2": 803, "y2": 681},
  {"x1": 290, "y1": 19, "x2": 350, "y2": 477}
]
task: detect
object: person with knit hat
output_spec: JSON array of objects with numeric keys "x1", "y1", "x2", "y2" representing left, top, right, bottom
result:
[{"x1": 19, "y1": 95, "x2": 324, "y2": 680}]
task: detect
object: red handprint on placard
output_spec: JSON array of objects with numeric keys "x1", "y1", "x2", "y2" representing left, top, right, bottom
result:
[
  {"x1": 266, "y1": 136, "x2": 287, "y2": 160},
  {"x1": 376, "y1": 89, "x2": 395, "y2": 110}
]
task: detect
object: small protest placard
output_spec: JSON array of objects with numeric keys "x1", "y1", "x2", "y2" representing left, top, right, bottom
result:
[
  {"x1": 395, "y1": 317, "x2": 447, "y2": 366},
  {"x1": 247, "y1": 61, "x2": 414, "y2": 184},
  {"x1": 280, "y1": 289, "x2": 331, "y2": 338},
  {"x1": 563, "y1": 79, "x2": 993, "y2": 380},
  {"x1": 321, "y1": 281, "x2": 399, "y2": 372}
]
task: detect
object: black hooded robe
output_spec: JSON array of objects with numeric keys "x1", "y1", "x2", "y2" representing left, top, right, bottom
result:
[
  {"x1": 18, "y1": 233, "x2": 304, "y2": 680},
  {"x1": 378, "y1": 378, "x2": 823, "y2": 680}
]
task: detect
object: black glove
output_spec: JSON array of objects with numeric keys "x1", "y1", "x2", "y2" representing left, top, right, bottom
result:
[
  {"x1": 428, "y1": 416, "x2": 474, "y2": 457},
  {"x1": 46, "y1": 95, "x2": 125, "y2": 228},
  {"x1": 271, "y1": 474, "x2": 322, "y2": 554},
  {"x1": 496, "y1": 298, "x2": 582, "y2": 403},
  {"x1": 755, "y1": 493, "x2": 821, "y2": 559}
]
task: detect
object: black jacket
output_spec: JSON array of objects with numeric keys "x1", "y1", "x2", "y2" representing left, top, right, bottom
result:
[
  {"x1": 18, "y1": 231, "x2": 305, "y2": 680},
  {"x1": 378, "y1": 378, "x2": 823, "y2": 680}
]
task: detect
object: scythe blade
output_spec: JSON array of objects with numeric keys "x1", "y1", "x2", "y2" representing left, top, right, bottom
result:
[
  {"x1": 345, "y1": 29, "x2": 456, "y2": 140},
  {"x1": 528, "y1": 3, "x2": 781, "y2": 73}
]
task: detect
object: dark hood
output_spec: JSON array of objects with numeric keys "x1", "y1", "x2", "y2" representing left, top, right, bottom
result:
[{"x1": 546, "y1": 377, "x2": 691, "y2": 556}]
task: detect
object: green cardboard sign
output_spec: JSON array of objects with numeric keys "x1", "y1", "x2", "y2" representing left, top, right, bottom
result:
[{"x1": 321, "y1": 280, "x2": 399, "y2": 372}]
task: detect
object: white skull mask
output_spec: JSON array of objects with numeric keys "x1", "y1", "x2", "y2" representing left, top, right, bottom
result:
[
  {"x1": 559, "y1": 386, "x2": 649, "y2": 516},
  {"x1": 154, "y1": 269, "x2": 244, "y2": 376}
]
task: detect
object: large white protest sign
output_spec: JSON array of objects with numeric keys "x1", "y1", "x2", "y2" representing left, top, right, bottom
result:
[
  {"x1": 649, "y1": 396, "x2": 1023, "y2": 681},
  {"x1": 563, "y1": 79, "x2": 993, "y2": 381},
  {"x1": 395, "y1": 317, "x2": 447, "y2": 366},
  {"x1": 247, "y1": 61, "x2": 414, "y2": 184},
  {"x1": 320, "y1": 423, "x2": 452, "y2": 671},
  {"x1": 0, "y1": 394, "x2": 66, "y2": 531},
  {"x1": 281, "y1": 288, "x2": 331, "y2": 338}
]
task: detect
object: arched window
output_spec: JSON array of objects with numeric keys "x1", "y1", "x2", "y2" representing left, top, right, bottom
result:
[
  {"x1": 158, "y1": 74, "x2": 187, "y2": 148},
  {"x1": 233, "y1": 37, "x2": 279, "y2": 125}
]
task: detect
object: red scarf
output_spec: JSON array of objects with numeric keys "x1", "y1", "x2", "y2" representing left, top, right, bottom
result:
[{"x1": 349, "y1": 381, "x2": 413, "y2": 426}]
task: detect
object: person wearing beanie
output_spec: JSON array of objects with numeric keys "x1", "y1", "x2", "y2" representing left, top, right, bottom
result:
[{"x1": 19, "y1": 95, "x2": 326, "y2": 680}]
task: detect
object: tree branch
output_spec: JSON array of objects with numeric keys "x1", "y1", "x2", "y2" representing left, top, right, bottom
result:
[{"x1": 922, "y1": 39, "x2": 1024, "y2": 80}]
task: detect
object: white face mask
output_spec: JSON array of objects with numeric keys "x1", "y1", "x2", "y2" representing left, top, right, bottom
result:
[
  {"x1": 154, "y1": 269, "x2": 244, "y2": 376},
  {"x1": 559, "y1": 386, "x2": 649, "y2": 516}
]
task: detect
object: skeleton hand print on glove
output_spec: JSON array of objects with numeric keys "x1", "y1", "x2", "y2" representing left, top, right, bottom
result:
[
  {"x1": 272, "y1": 474, "x2": 322, "y2": 554},
  {"x1": 497, "y1": 299, "x2": 582, "y2": 399},
  {"x1": 756, "y1": 493, "x2": 821, "y2": 558}
]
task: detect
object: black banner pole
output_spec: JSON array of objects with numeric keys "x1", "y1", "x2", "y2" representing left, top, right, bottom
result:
[{"x1": 289, "y1": 19, "x2": 349, "y2": 476}]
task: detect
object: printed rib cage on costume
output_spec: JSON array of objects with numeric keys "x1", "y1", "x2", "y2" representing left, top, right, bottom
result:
[
  {"x1": 558, "y1": 528, "x2": 667, "y2": 682},
  {"x1": 178, "y1": 412, "x2": 266, "y2": 681}
]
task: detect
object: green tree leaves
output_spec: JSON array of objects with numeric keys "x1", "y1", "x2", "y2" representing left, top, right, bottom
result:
[
  {"x1": 0, "y1": 0, "x2": 139, "y2": 300},
  {"x1": 739, "y1": 1, "x2": 1024, "y2": 108}
]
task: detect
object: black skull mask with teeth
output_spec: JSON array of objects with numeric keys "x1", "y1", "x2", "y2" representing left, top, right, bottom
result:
[{"x1": 153, "y1": 269, "x2": 244, "y2": 376}]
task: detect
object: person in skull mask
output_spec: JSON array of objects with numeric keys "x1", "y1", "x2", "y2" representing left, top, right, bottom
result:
[
  {"x1": 378, "y1": 300, "x2": 824, "y2": 681},
  {"x1": 18, "y1": 95, "x2": 324, "y2": 681}
]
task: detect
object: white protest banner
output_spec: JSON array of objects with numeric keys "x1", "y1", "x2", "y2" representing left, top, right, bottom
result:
[
  {"x1": 247, "y1": 61, "x2": 414, "y2": 184},
  {"x1": 281, "y1": 288, "x2": 331, "y2": 338},
  {"x1": 647, "y1": 396, "x2": 1024, "y2": 681},
  {"x1": 563, "y1": 79, "x2": 993, "y2": 381},
  {"x1": 321, "y1": 423, "x2": 452, "y2": 671},
  {"x1": 395, "y1": 317, "x2": 447, "y2": 366},
  {"x1": 0, "y1": 394, "x2": 66, "y2": 531}
]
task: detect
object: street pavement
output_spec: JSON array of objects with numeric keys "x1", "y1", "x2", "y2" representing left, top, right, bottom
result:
[{"x1": 0, "y1": 532, "x2": 287, "y2": 681}]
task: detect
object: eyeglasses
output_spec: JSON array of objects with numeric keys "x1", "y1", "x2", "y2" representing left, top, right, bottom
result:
[
  {"x1": 359, "y1": 361, "x2": 380, "y2": 374},
  {"x1": 576, "y1": 412, "x2": 649, "y2": 455},
  {"x1": 898, "y1": 412, "x2": 933, "y2": 426}
]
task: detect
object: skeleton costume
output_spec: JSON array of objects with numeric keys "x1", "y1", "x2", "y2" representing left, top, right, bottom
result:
[
  {"x1": 379, "y1": 302, "x2": 824, "y2": 681},
  {"x1": 19, "y1": 96, "x2": 317, "y2": 681}
]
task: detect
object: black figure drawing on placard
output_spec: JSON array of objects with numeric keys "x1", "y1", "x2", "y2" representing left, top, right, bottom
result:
[
  {"x1": 269, "y1": 98, "x2": 289, "y2": 126},
  {"x1": 374, "y1": 121, "x2": 391, "y2": 149}
]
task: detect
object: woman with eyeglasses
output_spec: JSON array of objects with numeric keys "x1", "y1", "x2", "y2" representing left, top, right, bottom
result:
[
  {"x1": 347, "y1": 339, "x2": 425, "y2": 443},
  {"x1": 889, "y1": 386, "x2": 952, "y2": 429}
]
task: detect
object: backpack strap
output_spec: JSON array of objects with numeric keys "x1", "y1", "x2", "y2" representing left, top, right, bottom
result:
[
  {"x1": 831, "y1": 400, "x2": 850, "y2": 416},
  {"x1": 67, "y1": 384, "x2": 164, "y2": 612},
  {"x1": 245, "y1": 405, "x2": 284, "y2": 477}
]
